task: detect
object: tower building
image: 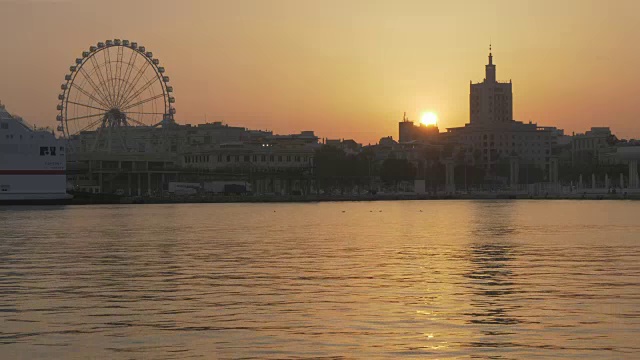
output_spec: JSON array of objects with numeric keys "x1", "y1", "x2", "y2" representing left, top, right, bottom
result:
[
  {"x1": 469, "y1": 45, "x2": 513, "y2": 125},
  {"x1": 445, "y1": 46, "x2": 562, "y2": 174}
]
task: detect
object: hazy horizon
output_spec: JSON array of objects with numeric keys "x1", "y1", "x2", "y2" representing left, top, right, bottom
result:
[{"x1": 1, "y1": 0, "x2": 639, "y2": 144}]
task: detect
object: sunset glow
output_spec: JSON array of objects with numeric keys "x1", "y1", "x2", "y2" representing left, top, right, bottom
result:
[
  {"x1": 1, "y1": 0, "x2": 640, "y2": 144},
  {"x1": 421, "y1": 112, "x2": 438, "y2": 126},
  {"x1": 1, "y1": 2, "x2": 639, "y2": 359}
]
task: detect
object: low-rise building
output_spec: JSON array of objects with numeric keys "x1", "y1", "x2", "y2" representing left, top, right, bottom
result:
[
  {"x1": 398, "y1": 113, "x2": 440, "y2": 144},
  {"x1": 67, "y1": 120, "x2": 319, "y2": 195},
  {"x1": 571, "y1": 127, "x2": 619, "y2": 165}
]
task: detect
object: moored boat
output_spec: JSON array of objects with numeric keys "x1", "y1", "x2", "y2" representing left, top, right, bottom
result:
[{"x1": 0, "y1": 102, "x2": 72, "y2": 205}]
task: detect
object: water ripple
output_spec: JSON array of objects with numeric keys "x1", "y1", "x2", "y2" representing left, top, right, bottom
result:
[{"x1": 0, "y1": 200, "x2": 639, "y2": 359}]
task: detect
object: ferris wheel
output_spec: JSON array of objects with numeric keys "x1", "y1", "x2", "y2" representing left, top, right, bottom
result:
[{"x1": 56, "y1": 39, "x2": 175, "y2": 152}]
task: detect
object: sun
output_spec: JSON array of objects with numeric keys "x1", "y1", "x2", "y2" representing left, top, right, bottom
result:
[{"x1": 420, "y1": 112, "x2": 438, "y2": 126}]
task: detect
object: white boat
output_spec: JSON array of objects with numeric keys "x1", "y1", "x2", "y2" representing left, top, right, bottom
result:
[{"x1": 0, "y1": 102, "x2": 72, "y2": 204}]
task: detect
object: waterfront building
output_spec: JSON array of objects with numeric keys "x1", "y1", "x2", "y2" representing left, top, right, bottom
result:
[
  {"x1": 571, "y1": 127, "x2": 620, "y2": 165},
  {"x1": 67, "y1": 121, "x2": 319, "y2": 195},
  {"x1": 378, "y1": 136, "x2": 398, "y2": 147},
  {"x1": 181, "y1": 132, "x2": 318, "y2": 172},
  {"x1": 469, "y1": 46, "x2": 513, "y2": 125},
  {"x1": 325, "y1": 138, "x2": 362, "y2": 154},
  {"x1": 398, "y1": 113, "x2": 439, "y2": 143},
  {"x1": 444, "y1": 48, "x2": 560, "y2": 173},
  {"x1": 69, "y1": 121, "x2": 254, "y2": 155}
]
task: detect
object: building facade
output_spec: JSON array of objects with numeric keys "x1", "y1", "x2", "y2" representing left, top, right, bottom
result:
[
  {"x1": 571, "y1": 127, "x2": 619, "y2": 165},
  {"x1": 398, "y1": 113, "x2": 440, "y2": 144},
  {"x1": 469, "y1": 48, "x2": 513, "y2": 125},
  {"x1": 445, "y1": 49, "x2": 561, "y2": 173},
  {"x1": 67, "y1": 121, "x2": 319, "y2": 195}
]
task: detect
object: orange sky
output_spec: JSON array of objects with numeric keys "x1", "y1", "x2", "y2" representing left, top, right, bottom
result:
[{"x1": 1, "y1": 0, "x2": 639, "y2": 144}]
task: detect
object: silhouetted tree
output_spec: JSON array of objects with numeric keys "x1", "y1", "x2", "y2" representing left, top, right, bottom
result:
[
  {"x1": 455, "y1": 164, "x2": 485, "y2": 188},
  {"x1": 314, "y1": 145, "x2": 347, "y2": 194},
  {"x1": 519, "y1": 163, "x2": 545, "y2": 184},
  {"x1": 380, "y1": 158, "x2": 416, "y2": 190},
  {"x1": 496, "y1": 158, "x2": 511, "y2": 179},
  {"x1": 314, "y1": 145, "x2": 380, "y2": 194}
]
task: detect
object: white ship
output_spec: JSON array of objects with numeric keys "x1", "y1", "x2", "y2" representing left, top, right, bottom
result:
[{"x1": 0, "y1": 102, "x2": 71, "y2": 204}]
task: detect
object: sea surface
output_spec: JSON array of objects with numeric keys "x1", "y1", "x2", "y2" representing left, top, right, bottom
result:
[{"x1": 0, "y1": 200, "x2": 639, "y2": 359}]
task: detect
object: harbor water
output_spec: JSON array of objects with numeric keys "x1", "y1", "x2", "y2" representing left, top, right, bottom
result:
[{"x1": 0, "y1": 200, "x2": 639, "y2": 359}]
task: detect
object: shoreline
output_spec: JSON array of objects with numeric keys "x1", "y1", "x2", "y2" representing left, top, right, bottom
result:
[{"x1": 69, "y1": 192, "x2": 640, "y2": 205}]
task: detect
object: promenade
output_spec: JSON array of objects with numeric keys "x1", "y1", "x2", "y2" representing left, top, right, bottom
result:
[{"x1": 70, "y1": 190, "x2": 640, "y2": 205}]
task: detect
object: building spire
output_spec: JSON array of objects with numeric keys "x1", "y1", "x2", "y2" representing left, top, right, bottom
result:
[{"x1": 485, "y1": 42, "x2": 496, "y2": 82}]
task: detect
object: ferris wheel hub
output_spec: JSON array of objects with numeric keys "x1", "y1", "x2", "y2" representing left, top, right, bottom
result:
[{"x1": 106, "y1": 108, "x2": 127, "y2": 127}]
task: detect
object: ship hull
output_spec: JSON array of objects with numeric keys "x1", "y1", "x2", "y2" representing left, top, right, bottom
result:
[
  {"x1": 1, "y1": 103, "x2": 70, "y2": 205},
  {"x1": 0, "y1": 193, "x2": 73, "y2": 205},
  {"x1": 0, "y1": 198, "x2": 72, "y2": 205}
]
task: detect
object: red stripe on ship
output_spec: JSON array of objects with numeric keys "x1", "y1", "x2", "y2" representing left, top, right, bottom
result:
[{"x1": 0, "y1": 170, "x2": 65, "y2": 175}]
